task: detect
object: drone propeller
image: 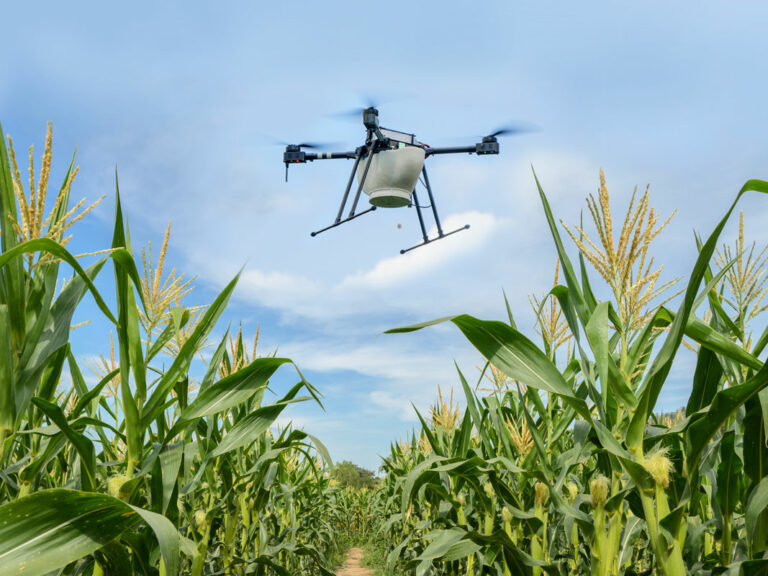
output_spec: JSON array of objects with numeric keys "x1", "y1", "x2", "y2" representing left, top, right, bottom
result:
[
  {"x1": 330, "y1": 93, "x2": 413, "y2": 120},
  {"x1": 256, "y1": 133, "x2": 343, "y2": 151},
  {"x1": 331, "y1": 106, "x2": 377, "y2": 120},
  {"x1": 484, "y1": 123, "x2": 539, "y2": 139},
  {"x1": 279, "y1": 140, "x2": 341, "y2": 150},
  {"x1": 281, "y1": 140, "x2": 346, "y2": 182}
]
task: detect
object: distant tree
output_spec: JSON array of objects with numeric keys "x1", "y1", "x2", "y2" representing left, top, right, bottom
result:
[{"x1": 333, "y1": 460, "x2": 376, "y2": 490}]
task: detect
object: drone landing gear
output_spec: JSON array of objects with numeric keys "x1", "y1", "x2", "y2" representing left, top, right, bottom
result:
[
  {"x1": 310, "y1": 206, "x2": 377, "y2": 236},
  {"x1": 399, "y1": 167, "x2": 470, "y2": 255},
  {"x1": 311, "y1": 143, "x2": 380, "y2": 237}
]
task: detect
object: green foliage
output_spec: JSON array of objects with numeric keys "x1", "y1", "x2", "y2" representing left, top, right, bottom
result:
[
  {"x1": 360, "y1": 171, "x2": 768, "y2": 575},
  {"x1": 5, "y1": 120, "x2": 768, "y2": 576},
  {"x1": 0, "y1": 123, "x2": 346, "y2": 575},
  {"x1": 334, "y1": 460, "x2": 377, "y2": 490}
]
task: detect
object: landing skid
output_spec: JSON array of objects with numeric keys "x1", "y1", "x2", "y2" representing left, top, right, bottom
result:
[
  {"x1": 311, "y1": 206, "x2": 376, "y2": 237},
  {"x1": 400, "y1": 224, "x2": 470, "y2": 254},
  {"x1": 399, "y1": 167, "x2": 469, "y2": 254}
]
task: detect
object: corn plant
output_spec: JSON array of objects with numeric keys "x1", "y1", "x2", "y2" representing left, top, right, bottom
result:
[
  {"x1": 0, "y1": 122, "x2": 348, "y2": 576},
  {"x1": 368, "y1": 169, "x2": 768, "y2": 575}
]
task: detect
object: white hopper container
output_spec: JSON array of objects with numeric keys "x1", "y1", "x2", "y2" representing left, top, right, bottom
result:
[{"x1": 357, "y1": 146, "x2": 426, "y2": 208}]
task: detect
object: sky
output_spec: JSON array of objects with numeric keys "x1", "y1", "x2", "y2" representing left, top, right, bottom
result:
[{"x1": 2, "y1": 1, "x2": 768, "y2": 470}]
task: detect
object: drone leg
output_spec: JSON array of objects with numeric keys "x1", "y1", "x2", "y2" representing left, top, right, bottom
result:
[
  {"x1": 347, "y1": 149, "x2": 375, "y2": 218},
  {"x1": 399, "y1": 168, "x2": 470, "y2": 255},
  {"x1": 335, "y1": 154, "x2": 362, "y2": 224},
  {"x1": 311, "y1": 205, "x2": 377, "y2": 237},
  {"x1": 421, "y1": 166, "x2": 444, "y2": 237},
  {"x1": 411, "y1": 189, "x2": 429, "y2": 244},
  {"x1": 400, "y1": 224, "x2": 469, "y2": 254}
]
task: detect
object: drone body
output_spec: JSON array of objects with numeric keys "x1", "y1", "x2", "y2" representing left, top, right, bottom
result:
[{"x1": 283, "y1": 107, "x2": 513, "y2": 254}]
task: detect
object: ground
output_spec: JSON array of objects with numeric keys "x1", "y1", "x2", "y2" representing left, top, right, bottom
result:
[{"x1": 335, "y1": 547, "x2": 374, "y2": 576}]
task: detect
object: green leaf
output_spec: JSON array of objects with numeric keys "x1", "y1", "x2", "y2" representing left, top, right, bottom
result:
[
  {"x1": 743, "y1": 394, "x2": 768, "y2": 493},
  {"x1": 143, "y1": 272, "x2": 240, "y2": 423},
  {"x1": 532, "y1": 168, "x2": 589, "y2": 323},
  {"x1": 0, "y1": 238, "x2": 117, "y2": 325},
  {"x1": 455, "y1": 315, "x2": 591, "y2": 419},
  {"x1": 0, "y1": 305, "x2": 14, "y2": 433},
  {"x1": 31, "y1": 398, "x2": 96, "y2": 492},
  {"x1": 208, "y1": 381, "x2": 311, "y2": 459},
  {"x1": 456, "y1": 364, "x2": 493, "y2": 456},
  {"x1": 723, "y1": 559, "x2": 768, "y2": 576},
  {"x1": 306, "y1": 433, "x2": 334, "y2": 468},
  {"x1": 0, "y1": 489, "x2": 141, "y2": 576},
  {"x1": 385, "y1": 314, "x2": 458, "y2": 334},
  {"x1": 416, "y1": 527, "x2": 466, "y2": 561},
  {"x1": 440, "y1": 539, "x2": 482, "y2": 562},
  {"x1": 197, "y1": 326, "x2": 230, "y2": 392},
  {"x1": 180, "y1": 357, "x2": 292, "y2": 421},
  {"x1": 389, "y1": 315, "x2": 591, "y2": 421},
  {"x1": 158, "y1": 442, "x2": 184, "y2": 515},
  {"x1": 686, "y1": 344, "x2": 724, "y2": 416},
  {"x1": 685, "y1": 314, "x2": 762, "y2": 370},
  {"x1": 129, "y1": 504, "x2": 180, "y2": 576},
  {"x1": 550, "y1": 285, "x2": 580, "y2": 341},
  {"x1": 746, "y1": 476, "x2": 768, "y2": 558},
  {"x1": 585, "y1": 301, "x2": 635, "y2": 411},
  {"x1": 111, "y1": 180, "x2": 142, "y2": 471},
  {"x1": 0, "y1": 122, "x2": 26, "y2": 359},
  {"x1": 400, "y1": 454, "x2": 446, "y2": 514},
  {"x1": 687, "y1": 360, "x2": 768, "y2": 473},
  {"x1": 94, "y1": 541, "x2": 133, "y2": 576},
  {"x1": 716, "y1": 431, "x2": 742, "y2": 519},
  {"x1": 629, "y1": 179, "x2": 768, "y2": 450},
  {"x1": 502, "y1": 289, "x2": 517, "y2": 328},
  {"x1": 16, "y1": 259, "x2": 106, "y2": 419}
]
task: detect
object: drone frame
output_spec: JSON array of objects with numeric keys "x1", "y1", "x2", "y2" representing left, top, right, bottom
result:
[{"x1": 283, "y1": 106, "x2": 500, "y2": 254}]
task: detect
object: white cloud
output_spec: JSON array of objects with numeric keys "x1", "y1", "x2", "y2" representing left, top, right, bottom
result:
[
  {"x1": 238, "y1": 268, "x2": 318, "y2": 308},
  {"x1": 194, "y1": 208, "x2": 506, "y2": 325},
  {"x1": 280, "y1": 335, "x2": 471, "y2": 383},
  {"x1": 369, "y1": 390, "x2": 417, "y2": 422},
  {"x1": 339, "y1": 211, "x2": 498, "y2": 290}
]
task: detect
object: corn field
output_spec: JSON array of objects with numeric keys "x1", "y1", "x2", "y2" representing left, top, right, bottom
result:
[
  {"x1": 3, "y1": 123, "x2": 768, "y2": 576},
  {"x1": 0, "y1": 124, "x2": 352, "y2": 575},
  {"x1": 365, "y1": 171, "x2": 768, "y2": 575}
]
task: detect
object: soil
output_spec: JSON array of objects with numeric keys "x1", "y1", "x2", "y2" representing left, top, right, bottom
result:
[{"x1": 335, "y1": 547, "x2": 375, "y2": 576}]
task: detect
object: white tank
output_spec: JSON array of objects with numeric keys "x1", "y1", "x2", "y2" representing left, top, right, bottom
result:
[{"x1": 357, "y1": 146, "x2": 426, "y2": 208}]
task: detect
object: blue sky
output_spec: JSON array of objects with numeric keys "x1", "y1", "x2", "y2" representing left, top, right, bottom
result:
[{"x1": 2, "y1": 1, "x2": 768, "y2": 470}]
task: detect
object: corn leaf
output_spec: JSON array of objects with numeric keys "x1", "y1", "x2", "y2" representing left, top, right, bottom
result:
[{"x1": 0, "y1": 489, "x2": 142, "y2": 576}]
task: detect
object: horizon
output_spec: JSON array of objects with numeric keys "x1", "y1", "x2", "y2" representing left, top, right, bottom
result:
[{"x1": 3, "y1": 1, "x2": 768, "y2": 470}]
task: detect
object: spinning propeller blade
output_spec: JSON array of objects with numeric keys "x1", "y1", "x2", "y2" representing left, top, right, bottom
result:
[
  {"x1": 277, "y1": 140, "x2": 342, "y2": 150},
  {"x1": 257, "y1": 133, "x2": 342, "y2": 151},
  {"x1": 331, "y1": 106, "x2": 375, "y2": 120},
  {"x1": 330, "y1": 93, "x2": 413, "y2": 120},
  {"x1": 280, "y1": 142, "x2": 339, "y2": 150},
  {"x1": 485, "y1": 123, "x2": 539, "y2": 138}
]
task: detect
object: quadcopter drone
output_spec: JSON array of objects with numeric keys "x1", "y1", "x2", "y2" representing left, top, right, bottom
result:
[{"x1": 283, "y1": 106, "x2": 523, "y2": 254}]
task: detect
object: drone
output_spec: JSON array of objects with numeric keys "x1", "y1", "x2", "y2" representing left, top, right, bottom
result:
[{"x1": 283, "y1": 106, "x2": 524, "y2": 254}]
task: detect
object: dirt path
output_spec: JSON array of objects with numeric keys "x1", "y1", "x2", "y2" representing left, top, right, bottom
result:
[{"x1": 336, "y1": 547, "x2": 374, "y2": 576}]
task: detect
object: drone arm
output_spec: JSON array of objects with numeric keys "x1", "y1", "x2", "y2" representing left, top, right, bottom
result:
[
  {"x1": 425, "y1": 145, "x2": 477, "y2": 156},
  {"x1": 424, "y1": 140, "x2": 499, "y2": 157},
  {"x1": 304, "y1": 151, "x2": 358, "y2": 161},
  {"x1": 283, "y1": 149, "x2": 359, "y2": 181}
]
